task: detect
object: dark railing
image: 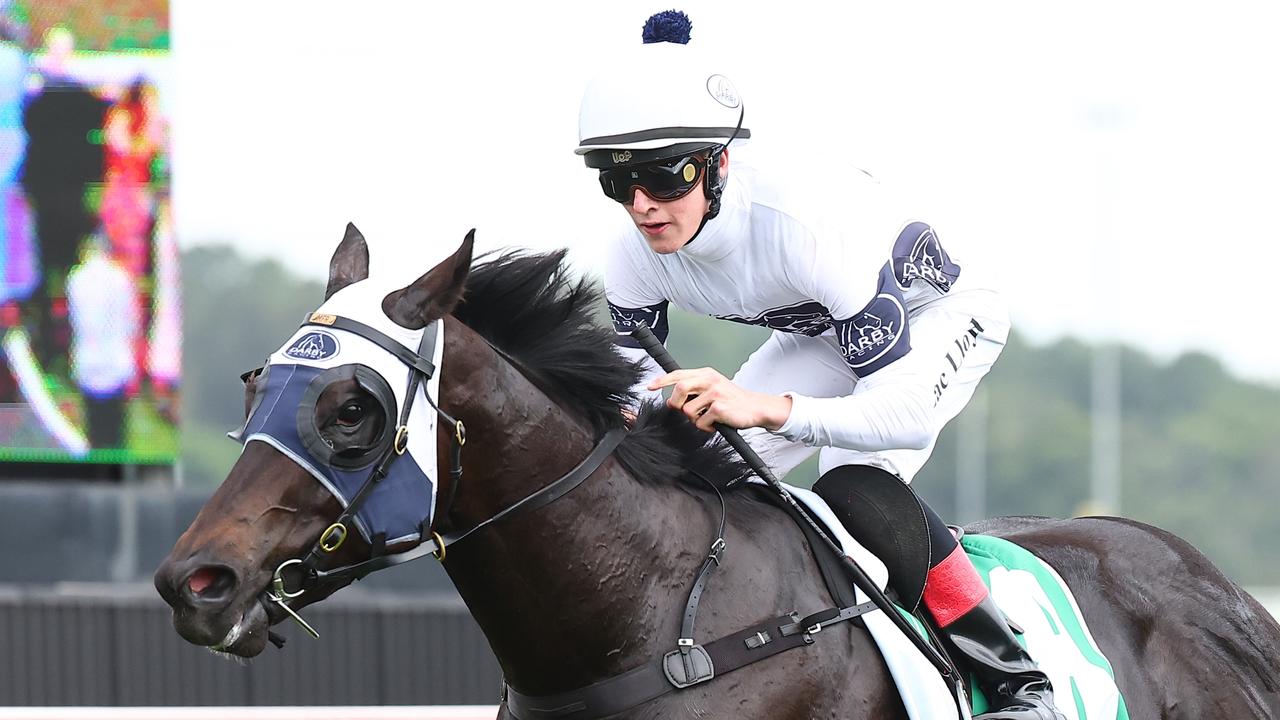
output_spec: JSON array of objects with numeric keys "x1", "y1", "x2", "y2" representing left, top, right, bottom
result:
[
  {"x1": 0, "y1": 482, "x2": 500, "y2": 706},
  {"x1": 0, "y1": 588, "x2": 503, "y2": 706}
]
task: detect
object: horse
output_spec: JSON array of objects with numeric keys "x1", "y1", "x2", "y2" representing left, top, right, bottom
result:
[{"x1": 155, "y1": 226, "x2": 1280, "y2": 718}]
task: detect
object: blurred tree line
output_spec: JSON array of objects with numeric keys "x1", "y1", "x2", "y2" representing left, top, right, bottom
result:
[{"x1": 183, "y1": 245, "x2": 1280, "y2": 586}]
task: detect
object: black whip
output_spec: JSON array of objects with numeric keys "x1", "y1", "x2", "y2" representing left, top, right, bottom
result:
[{"x1": 630, "y1": 321, "x2": 958, "y2": 681}]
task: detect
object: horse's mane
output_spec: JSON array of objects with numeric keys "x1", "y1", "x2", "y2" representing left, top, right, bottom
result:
[{"x1": 452, "y1": 249, "x2": 746, "y2": 488}]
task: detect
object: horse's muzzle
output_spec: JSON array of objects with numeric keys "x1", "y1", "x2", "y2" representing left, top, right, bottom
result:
[{"x1": 154, "y1": 554, "x2": 268, "y2": 653}]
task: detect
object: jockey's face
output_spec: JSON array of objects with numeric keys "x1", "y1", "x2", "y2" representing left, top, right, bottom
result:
[{"x1": 623, "y1": 149, "x2": 728, "y2": 255}]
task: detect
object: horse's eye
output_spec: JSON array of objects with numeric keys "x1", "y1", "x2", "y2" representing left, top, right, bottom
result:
[{"x1": 336, "y1": 402, "x2": 365, "y2": 427}]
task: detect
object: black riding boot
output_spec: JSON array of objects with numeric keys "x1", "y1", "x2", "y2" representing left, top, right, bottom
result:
[{"x1": 943, "y1": 594, "x2": 1065, "y2": 720}]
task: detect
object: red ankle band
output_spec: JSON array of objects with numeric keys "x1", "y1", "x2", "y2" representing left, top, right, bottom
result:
[{"x1": 922, "y1": 544, "x2": 989, "y2": 628}]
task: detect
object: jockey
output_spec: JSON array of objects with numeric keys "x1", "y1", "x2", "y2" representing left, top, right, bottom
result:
[{"x1": 577, "y1": 11, "x2": 1064, "y2": 720}]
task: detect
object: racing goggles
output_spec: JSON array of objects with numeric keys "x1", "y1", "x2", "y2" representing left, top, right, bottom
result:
[{"x1": 598, "y1": 152, "x2": 708, "y2": 204}]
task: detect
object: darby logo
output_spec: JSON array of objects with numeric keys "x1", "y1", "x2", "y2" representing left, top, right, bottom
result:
[
  {"x1": 839, "y1": 292, "x2": 907, "y2": 370},
  {"x1": 901, "y1": 227, "x2": 955, "y2": 291},
  {"x1": 612, "y1": 150, "x2": 633, "y2": 164},
  {"x1": 893, "y1": 223, "x2": 959, "y2": 293},
  {"x1": 848, "y1": 311, "x2": 897, "y2": 357},
  {"x1": 285, "y1": 330, "x2": 340, "y2": 361}
]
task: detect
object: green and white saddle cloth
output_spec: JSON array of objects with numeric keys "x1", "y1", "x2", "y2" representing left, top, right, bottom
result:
[
  {"x1": 958, "y1": 535, "x2": 1130, "y2": 719},
  {"x1": 784, "y1": 483, "x2": 1128, "y2": 720}
]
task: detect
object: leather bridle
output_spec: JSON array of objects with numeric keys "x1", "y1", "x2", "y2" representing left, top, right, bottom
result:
[{"x1": 254, "y1": 312, "x2": 625, "y2": 644}]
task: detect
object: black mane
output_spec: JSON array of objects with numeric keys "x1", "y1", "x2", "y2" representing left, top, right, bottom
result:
[{"x1": 453, "y1": 250, "x2": 746, "y2": 488}]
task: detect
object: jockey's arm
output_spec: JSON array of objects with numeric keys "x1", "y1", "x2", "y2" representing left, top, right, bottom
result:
[
  {"x1": 645, "y1": 326, "x2": 940, "y2": 452},
  {"x1": 774, "y1": 348, "x2": 936, "y2": 452},
  {"x1": 771, "y1": 221, "x2": 964, "y2": 454},
  {"x1": 772, "y1": 251, "x2": 973, "y2": 453}
]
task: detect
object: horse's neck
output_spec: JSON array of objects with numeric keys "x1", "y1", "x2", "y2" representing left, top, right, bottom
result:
[{"x1": 438, "y1": 324, "x2": 709, "y2": 693}]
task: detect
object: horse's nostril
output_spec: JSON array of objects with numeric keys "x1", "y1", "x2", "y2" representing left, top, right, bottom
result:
[
  {"x1": 185, "y1": 566, "x2": 236, "y2": 601},
  {"x1": 188, "y1": 567, "x2": 217, "y2": 594}
]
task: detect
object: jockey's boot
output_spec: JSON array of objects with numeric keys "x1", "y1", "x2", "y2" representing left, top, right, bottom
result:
[
  {"x1": 923, "y1": 545, "x2": 1064, "y2": 720},
  {"x1": 939, "y1": 593, "x2": 1065, "y2": 720}
]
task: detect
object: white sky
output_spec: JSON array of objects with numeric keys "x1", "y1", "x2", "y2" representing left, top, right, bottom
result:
[{"x1": 170, "y1": 1, "x2": 1280, "y2": 385}]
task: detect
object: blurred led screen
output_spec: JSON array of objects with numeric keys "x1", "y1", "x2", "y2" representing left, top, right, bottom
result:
[{"x1": 0, "y1": 0, "x2": 177, "y2": 464}]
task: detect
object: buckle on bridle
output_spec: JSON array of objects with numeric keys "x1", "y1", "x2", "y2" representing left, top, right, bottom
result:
[
  {"x1": 430, "y1": 530, "x2": 447, "y2": 562},
  {"x1": 394, "y1": 425, "x2": 410, "y2": 455},
  {"x1": 318, "y1": 522, "x2": 348, "y2": 553}
]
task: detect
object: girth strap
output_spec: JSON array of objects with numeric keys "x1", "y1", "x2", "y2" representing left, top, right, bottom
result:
[{"x1": 503, "y1": 602, "x2": 878, "y2": 720}]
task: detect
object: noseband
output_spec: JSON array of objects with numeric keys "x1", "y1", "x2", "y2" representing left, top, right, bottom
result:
[{"x1": 261, "y1": 312, "x2": 624, "y2": 644}]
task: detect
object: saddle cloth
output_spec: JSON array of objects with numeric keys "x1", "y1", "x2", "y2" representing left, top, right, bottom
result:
[{"x1": 784, "y1": 483, "x2": 1128, "y2": 720}]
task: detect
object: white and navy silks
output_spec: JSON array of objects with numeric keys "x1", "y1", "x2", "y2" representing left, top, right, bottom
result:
[
  {"x1": 230, "y1": 280, "x2": 444, "y2": 547},
  {"x1": 605, "y1": 150, "x2": 1010, "y2": 483}
]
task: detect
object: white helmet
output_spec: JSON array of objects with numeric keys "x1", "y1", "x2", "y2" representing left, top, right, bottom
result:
[
  {"x1": 577, "y1": 11, "x2": 748, "y2": 226},
  {"x1": 575, "y1": 11, "x2": 750, "y2": 169}
]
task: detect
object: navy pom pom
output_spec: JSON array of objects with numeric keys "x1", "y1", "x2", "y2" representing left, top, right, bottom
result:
[{"x1": 642, "y1": 10, "x2": 692, "y2": 44}]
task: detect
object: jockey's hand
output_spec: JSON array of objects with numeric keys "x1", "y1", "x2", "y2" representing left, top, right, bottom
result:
[{"x1": 648, "y1": 367, "x2": 793, "y2": 433}]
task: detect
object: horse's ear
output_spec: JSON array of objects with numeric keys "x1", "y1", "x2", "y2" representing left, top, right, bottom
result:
[
  {"x1": 381, "y1": 230, "x2": 475, "y2": 329},
  {"x1": 326, "y1": 222, "x2": 370, "y2": 300}
]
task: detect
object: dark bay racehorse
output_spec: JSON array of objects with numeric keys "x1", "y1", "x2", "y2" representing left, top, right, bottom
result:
[{"x1": 156, "y1": 227, "x2": 1280, "y2": 718}]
